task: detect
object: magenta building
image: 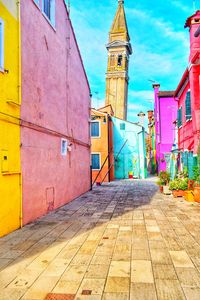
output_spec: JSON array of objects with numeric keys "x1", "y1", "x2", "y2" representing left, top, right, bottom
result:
[
  {"x1": 153, "y1": 84, "x2": 177, "y2": 173},
  {"x1": 20, "y1": 0, "x2": 91, "y2": 224}
]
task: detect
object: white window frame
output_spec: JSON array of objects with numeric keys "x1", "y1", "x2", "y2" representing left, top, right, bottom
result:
[
  {"x1": 91, "y1": 153, "x2": 101, "y2": 170},
  {"x1": 91, "y1": 120, "x2": 101, "y2": 138},
  {"x1": 61, "y1": 139, "x2": 68, "y2": 156},
  {"x1": 42, "y1": 0, "x2": 55, "y2": 27},
  {"x1": 0, "y1": 18, "x2": 4, "y2": 72}
]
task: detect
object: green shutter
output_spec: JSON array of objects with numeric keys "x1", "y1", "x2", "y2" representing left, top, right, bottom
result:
[
  {"x1": 185, "y1": 91, "x2": 191, "y2": 120},
  {"x1": 178, "y1": 107, "x2": 182, "y2": 127}
]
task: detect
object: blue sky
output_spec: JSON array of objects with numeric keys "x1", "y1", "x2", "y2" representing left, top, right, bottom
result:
[{"x1": 70, "y1": 0, "x2": 196, "y2": 125}]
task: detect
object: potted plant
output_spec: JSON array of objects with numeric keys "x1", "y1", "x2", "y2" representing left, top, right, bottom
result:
[
  {"x1": 194, "y1": 175, "x2": 200, "y2": 202},
  {"x1": 157, "y1": 171, "x2": 170, "y2": 194},
  {"x1": 157, "y1": 179, "x2": 165, "y2": 193},
  {"x1": 169, "y1": 178, "x2": 188, "y2": 198},
  {"x1": 193, "y1": 144, "x2": 200, "y2": 202}
]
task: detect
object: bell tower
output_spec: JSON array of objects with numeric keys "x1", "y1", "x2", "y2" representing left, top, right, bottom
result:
[{"x1": 105, "y1": 0, "x2": 132, "y2": 120}]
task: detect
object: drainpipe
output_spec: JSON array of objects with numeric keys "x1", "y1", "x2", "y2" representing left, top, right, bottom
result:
[
  {"x1": 17, "y1": 0, "x2": 23, "y2": 228},
  {"x1": 107, "y1": 116, "x2": 111, "y2": 182}
]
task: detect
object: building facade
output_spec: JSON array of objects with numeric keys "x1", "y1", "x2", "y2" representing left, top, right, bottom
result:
[
  {"x1": 153, "y1": 84, "x2": 177, "y2": 174},
  {"x1": 0, "y1": 0, "x2": 91, "y2": 236},
  {"x1": 105, "y1": 0, "x2": 132, "y2": 120},
  {"x1": 174, "y1": 11, "x2": 200, "y2": 178},
  {"x1": 147, "y1": 110, "x2": 156, "y2": 174},
  {"x1": 91, "y1": 106, "x2": 114, "y2": 184},
  {"x1": 112, "y1": 117, "x2": 147, "y2": 179},
  {"x1": 0, "y1": 1, "x2": 21, "y2": 237}
]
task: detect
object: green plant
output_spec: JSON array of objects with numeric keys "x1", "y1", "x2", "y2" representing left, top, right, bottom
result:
[
  {"x1": 158, "y1": 171, "x2": 170, "y2": 186},
  {"x1": 176, "y1": 167, "x2": 188, "y2": 179},
  {"x1": 193, "y1": 143, "x2": 200, "y2": 186},
  {"x1": 169, "y1": 178, "x2": 188, "y2": 191},
  {"x1": 157, "y1": 179, "x2": 165, "y2": 186}
]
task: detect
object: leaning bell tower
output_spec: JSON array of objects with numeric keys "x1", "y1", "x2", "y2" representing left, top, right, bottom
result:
[{"x1": 105, "y1": 0, "x2": 132, "y2": 120}]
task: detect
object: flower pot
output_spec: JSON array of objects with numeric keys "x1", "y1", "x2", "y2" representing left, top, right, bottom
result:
[
  {"x1": 163, "y1": 186, "x2": 171, "y2": 195},
  {"x1": 160, "y1": 186, "x2": 164, "y2": 193},
  {"x1": 184, "y1": 190, "x2": 194, "y2": 202},
  {"x1": 194, "y1": 186, "x2": 200, "y2": 202},
  {"x1": 172, "y1": 190, "x2": 185, "y2": 198}
]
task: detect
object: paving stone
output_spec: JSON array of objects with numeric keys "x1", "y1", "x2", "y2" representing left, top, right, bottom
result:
[
  {"x1": 130, "y1": 283, "x2": 157, "y2": 300},
  {"x1": 77, "y1": 278, "x2": 105, "y2": 295},
  {"x1": 155, "y1": 279, "x2": 186, "y2": 300},
  {"x1": 85, "y1": 264, "x2": 109, "y2": 279},
  {"x1": 150, "y1": 249, "x2": 172, "y2": 265},
  {"x1": 153, "y1": 264, "x2": 177, "y2": 280},
  {"x1": 108, "y1": 261, "x2": 130, "y2": 277},
  {"x1": 176, "y1": 267, "x2": 200, "y2": 287},
  {"x1": 105, "y1": 276, "x2": 130, "y2": 293},
  {"x1": 183, "y1": 287, "x2": 200, "y2": 300},
  {"x1": 169, "y1": 251, "x2": 195, "y2": 268},
  {"x1": 131, "y1": 260, "x2": 154, "y2": 283}
]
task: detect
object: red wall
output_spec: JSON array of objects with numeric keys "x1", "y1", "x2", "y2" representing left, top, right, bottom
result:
[
  {"x1": 21, "y1": 0, "x2": 91, "y2": 224},
  {"x1": 178, "y1": 81, "x2": 194, "y2": 151}
]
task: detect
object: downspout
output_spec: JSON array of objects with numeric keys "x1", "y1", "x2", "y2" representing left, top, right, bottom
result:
[
  {"x1": 107, "y1": 116, "x2": 111, "y2": 182},
  {"x1": 17, "y1": 0, "x2": 23, "y2": 228}
]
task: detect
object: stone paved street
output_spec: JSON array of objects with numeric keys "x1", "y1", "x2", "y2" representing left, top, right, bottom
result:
[{"x1": 1, "y1": 179, "x2": 200, "y2": 300}]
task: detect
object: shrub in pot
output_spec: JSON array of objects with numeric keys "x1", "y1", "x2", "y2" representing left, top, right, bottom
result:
[
  {"x1": 194, "y1": 175, "x2": 200, "y2": 202},
  {"x1": 169, "y1": 178, "x2": 188, "y2": 198},
  {"x1": 159, "y1": 171, "x2": 170, "y2": 185}
]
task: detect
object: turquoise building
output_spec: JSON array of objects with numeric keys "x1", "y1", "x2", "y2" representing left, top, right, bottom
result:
[{"x1": 112, "y1": 117, "x2": 147, "y2": 179}]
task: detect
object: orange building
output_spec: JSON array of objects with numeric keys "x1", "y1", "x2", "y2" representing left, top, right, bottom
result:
[{"x1": 91, "y1": 105, "x2": 114, "y2": 184}]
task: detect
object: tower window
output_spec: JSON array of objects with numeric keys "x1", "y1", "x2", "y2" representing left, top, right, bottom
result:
[{"x1": 117, "y1": 55, "x2": 123, "y2": 66}]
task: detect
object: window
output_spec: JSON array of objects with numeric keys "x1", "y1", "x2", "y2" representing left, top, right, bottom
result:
[
  {"x1": 185, "y1": 91, "x2": 192, "y2": 120},
  {"x1": 91, "y1": 121, "x2": 100, "y2": 137},
  {"x1": 61, "y1": 139, "x2": 68, "y2": 156},
  {"x1": 91, "y1": 154, "x2": 100, "y2": 170},
  {"x1": 0, "y1": 18, "x2": 4, "y2": 71},
  {"x1": 177, "y1": 107, "x2": 182, "y2": 128},
  {"x1": 43, "y1": 0, "x2": 55, "y2": 26},
  {"x1": 117, "y1": 54, "x2": 123, "y2": 66},
  {"x1": 120, "y1": 123, "x2": 125, "y2": 130}
]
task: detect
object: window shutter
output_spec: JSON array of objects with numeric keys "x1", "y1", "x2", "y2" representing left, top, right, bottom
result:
[
  {"x1": 177, "y1": 107, "x2": 182, "y2": 128},
  {"x1": 92, "y1": 154, "x2": 100, "y2": 169},
  {"x1": 185, "y1": 91, "x2": 191, "y2": 120},
  {"x1": 91, "y1": 122, "x2": 100, "y2": 137}
]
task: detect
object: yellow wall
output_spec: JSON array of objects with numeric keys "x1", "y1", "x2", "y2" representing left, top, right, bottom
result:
[{"x1": 0, "y1": 1, "x2": 21, "y2": 236}]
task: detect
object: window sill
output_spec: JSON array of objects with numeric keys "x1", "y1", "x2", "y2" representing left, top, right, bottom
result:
[
  {"x1": 0, "y1": 67, "x2": 5, "y2": 74},
  {"x1": 91, "y1": 136, "x2": 101, "y2": 139},
  {"x1": 7, "y1": 100, "x2": 20, "y2": 106},
  {"x1": 186, "y1": 118, "x2": 192, "y2": 123},
  {"x1": 92, "y1": 169, "x2": 101, "y2": 171},
  {"x1": 42, "y1": 12, "x2": 56, "y2": 32},
  {"x1": 2, "y1": 171, "x2": 21, "y2": 176}
]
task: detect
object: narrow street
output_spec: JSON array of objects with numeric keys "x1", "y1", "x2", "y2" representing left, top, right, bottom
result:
[{"x1": 1, "y1": 179, "x2": 200, "y2": 300}]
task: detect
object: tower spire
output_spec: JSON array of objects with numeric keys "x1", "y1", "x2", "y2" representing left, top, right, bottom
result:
[{"x1": 110, "y1": 0, "x2": 130, "y2": 43}]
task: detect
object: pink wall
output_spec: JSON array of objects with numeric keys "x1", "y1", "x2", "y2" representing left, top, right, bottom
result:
[
  {"x1": 21, "y1": 0, "x2": 91, "y2": 224},
  {"x1": 153, "y1": 85, "x2": 177, "y2": 173}
]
